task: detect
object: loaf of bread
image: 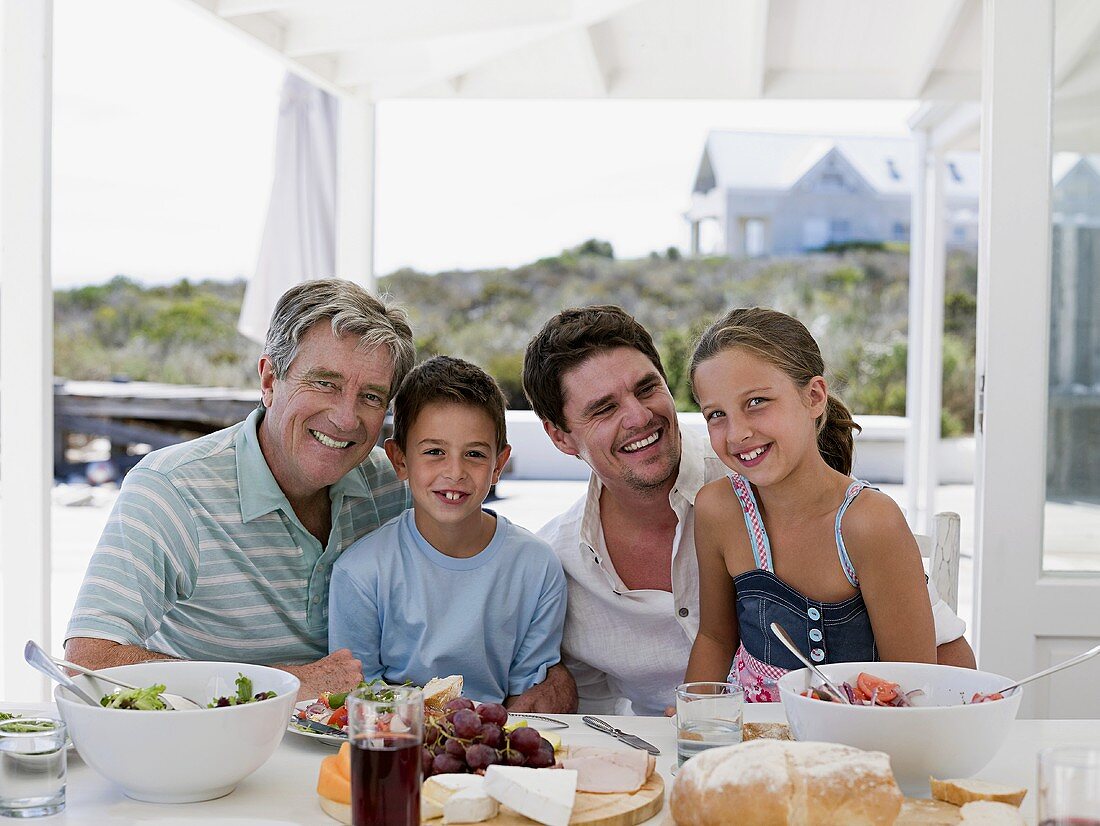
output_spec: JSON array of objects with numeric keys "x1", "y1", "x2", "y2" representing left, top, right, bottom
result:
[
  {"x1": 670, "y1": 740, "x2": 903, "y2": 826},
  {"x1": 930, "y1": 777, "x2": 1027, "y2": 807}
]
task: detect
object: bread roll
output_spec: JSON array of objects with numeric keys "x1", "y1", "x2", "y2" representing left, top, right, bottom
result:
[
  {"x1": 930, "y1": 777, "x2": 1027, "y2": 807},
  {"x1": 670, "y1": 740, "x2": 902, "y2": 826}
]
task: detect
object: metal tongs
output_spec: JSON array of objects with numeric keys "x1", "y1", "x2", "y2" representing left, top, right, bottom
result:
[{"x1": 769, "y1": 622, "x2": 851, "y2": 704}]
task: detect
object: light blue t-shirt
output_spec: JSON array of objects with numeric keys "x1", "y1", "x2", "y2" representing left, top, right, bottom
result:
[{"x1": 328, "y1": 509, "x2": 567, "y2": 703}]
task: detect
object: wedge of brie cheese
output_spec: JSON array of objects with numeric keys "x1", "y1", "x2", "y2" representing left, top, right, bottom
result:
[
  {"x1": 483, "y1": 766, "x2": 578, "y2": 826},
  {"x1": 443, "y1": 785, "x2": 499, "y2": 824},
  {"x1": 421, "y1": 773, "x2": 485, "y2": 820}
]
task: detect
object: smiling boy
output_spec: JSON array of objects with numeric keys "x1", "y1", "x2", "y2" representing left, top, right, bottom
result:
[{"x1": 328, "y1": 356, "x2": 568, "y2": 706}]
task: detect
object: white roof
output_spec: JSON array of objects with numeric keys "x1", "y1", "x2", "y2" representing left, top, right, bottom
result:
[
  {"x1": 695, "y1": 131, "x2": 980, "y2": 198},
  {"x1": 182, "y1": 0, "x2": 987, "y2": 100}
]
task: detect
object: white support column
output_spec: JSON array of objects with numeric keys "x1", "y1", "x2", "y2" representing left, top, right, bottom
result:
[
  {"x1": 336, "y1": 92, "x2": 376, "y2": 293},
  {"x1": 904, "y1": 131, "x2": 929, "y2": 531},
  {"x1": 1, "y1": 0, "x2": 53, "y2": 700},
  {"x1": 916, "y1": 149, "x2": 948, "y2": 534},
  {"x1": 972, "y1": 0, "x2": 1053, "y2": 692}
]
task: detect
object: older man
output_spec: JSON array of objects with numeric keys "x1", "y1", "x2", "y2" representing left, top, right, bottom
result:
[
  {"x1": 524, "y1": 305, "x2": 974, "y2": 716},
  {"x1": 65, "y1": 279, "x2": 414, "y2": 699}
]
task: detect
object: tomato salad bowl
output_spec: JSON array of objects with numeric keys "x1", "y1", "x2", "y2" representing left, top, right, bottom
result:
[{"x1": 777, "y1": 661, "x2": 1022, "y2": 796}]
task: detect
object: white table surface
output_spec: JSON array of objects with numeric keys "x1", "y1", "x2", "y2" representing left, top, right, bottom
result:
[{"x1": 3, "y1": 702, "x2": 1088, "y2": 824}]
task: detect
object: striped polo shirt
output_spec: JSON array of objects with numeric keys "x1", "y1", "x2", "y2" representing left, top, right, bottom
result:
[{"x1": 65, "y1": 407, "x2": 410, "y2": 664}]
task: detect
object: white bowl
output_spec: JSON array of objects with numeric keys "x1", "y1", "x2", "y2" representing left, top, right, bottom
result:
[
  {"x1": 55, "y1": 660, "x2": 299, "y2": 803},
  {"x1": 777, "y1": 661, "x2": 1022, "y2": 796}
]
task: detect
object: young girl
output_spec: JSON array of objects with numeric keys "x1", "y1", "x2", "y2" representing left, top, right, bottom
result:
[{"x1": 684, "y1": 307, "x2": 935, "y2": 702}]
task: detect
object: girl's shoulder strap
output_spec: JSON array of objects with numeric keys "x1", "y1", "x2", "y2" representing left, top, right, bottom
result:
[
  {"x1": 834, "y1": 479, "x2": 876, "y2": 587},
  {"x1": 727, "y1": 473, "x2": 773, "y2": 572}
]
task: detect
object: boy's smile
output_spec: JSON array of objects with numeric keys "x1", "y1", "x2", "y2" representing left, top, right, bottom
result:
[{"x1": 386, "y1": 401, "x2": 511, "y2": 557}]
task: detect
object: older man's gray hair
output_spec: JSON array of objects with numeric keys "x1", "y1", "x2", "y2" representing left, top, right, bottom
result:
[{"x1": 263, "y1": 279, "x2": 415, "y2": 401}]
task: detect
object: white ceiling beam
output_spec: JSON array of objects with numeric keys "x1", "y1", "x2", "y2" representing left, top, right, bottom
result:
[
  {"x1": 580, "y1": 26, "x2": 611, "y2": 96},
  {"x1": 283, "y1": 0, "x2": 572, "y2": 57},
  {"x1": 174, "y1": 0, "x2": 348, "y2": 95},
  {"x1": 339, "y1": 0, "x2": 648, "y2": 96},
  {"x1": 731, "y1": 0, "x2": 769, "y2": 97},
  {"x1": 1054, "y1": 0, "x2": 1100, "y2": 86},
  {"x1": 904, "y1": 0, "x2": 970, "y2": 98},
  {"x1": 215, "y1": 0, "x2": 320, "y2": 16}
]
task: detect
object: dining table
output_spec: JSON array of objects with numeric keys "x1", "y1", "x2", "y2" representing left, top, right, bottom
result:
[{"x1": 2, "y1": 700, "x2": 1093, "y2": 824}]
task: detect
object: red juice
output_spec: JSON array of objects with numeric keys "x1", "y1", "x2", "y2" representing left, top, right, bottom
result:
[{"x1": 350, "y1": 733, "x2": 421, "y2": 826}]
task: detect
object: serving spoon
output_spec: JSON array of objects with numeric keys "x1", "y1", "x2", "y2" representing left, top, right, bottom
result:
[
  {"x1": 769, "y1": 622, "x2": 851, "y2": 704},
  {"x1": 24, "y1": 640, "x2": 100, "y2": 707},
  {"x1": 996, "y1": 642, "x2": 1100, "y2": 696}
]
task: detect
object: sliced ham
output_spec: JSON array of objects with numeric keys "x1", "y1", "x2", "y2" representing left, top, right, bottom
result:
[{"x1": 559, "y1": 747, "x2": 654, "y2": 793}]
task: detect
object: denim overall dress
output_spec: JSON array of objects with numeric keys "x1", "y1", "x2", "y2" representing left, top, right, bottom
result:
[{"x1": 727, "y1": 474, "x2": 878, "y2": 702}]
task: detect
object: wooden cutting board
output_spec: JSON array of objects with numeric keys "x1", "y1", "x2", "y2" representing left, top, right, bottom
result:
[{"x1": 421, "y1": 772, "x2": 664, "y2": 826}]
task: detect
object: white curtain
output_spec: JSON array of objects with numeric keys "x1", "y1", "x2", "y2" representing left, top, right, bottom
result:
[{"x1": 238, "y1": 72, "x2": 337, "y2": 344}]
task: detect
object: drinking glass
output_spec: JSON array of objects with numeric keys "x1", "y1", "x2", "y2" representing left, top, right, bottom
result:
[
  {"x1": 347, "y1": 686, "x2": 423, "y2": 826},
  {"x1": 1038, "y1": 746, "x2": 1100, "y2": 825},
  {"x1": 0, "y1": 718, "x2": 67, "y2": 818},
  {"x1": 675, "y1": 681, "x2": 744, "y2": 767}
]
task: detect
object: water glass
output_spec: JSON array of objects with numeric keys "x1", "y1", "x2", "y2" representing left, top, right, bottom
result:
[
  {"x1": 0, "y1": 718, "x2": 67, "y2": 818},
  {"x1": 1038, "y1": 746, "x2": 1100, "y2": 825},
  {"x1": 675, "y1": 681, "x2": 744, "y2": 767},
  {"x1": 347, "y1": 686, "x2": 423, "y2": 826}
]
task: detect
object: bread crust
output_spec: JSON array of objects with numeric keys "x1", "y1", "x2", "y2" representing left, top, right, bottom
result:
[
  {"x1": 930, "y1": 777, "x2": 1027, "y2": 807},
  {"x1": 670, "y1": 740, "x2": 902, "y2": 826}
]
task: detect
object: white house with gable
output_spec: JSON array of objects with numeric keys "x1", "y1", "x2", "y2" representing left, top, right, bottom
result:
[{"x1": 685, "y1": 132, "x2": 980, "y2": 257}]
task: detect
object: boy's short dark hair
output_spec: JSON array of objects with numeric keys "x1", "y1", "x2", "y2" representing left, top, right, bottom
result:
[
  {"x1": 391, "y1": 355, "x2": 508, "y2": 453},
  {"x1": 522, "y1": 305, "x2": 666, "y2": 431}
]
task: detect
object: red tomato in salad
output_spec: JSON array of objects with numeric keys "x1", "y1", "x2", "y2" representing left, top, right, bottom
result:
[
  {"x1": 971, "y1": 691, "x2": 1004, "y2": 703},
  {"x1": 856, "y1": 672, "x2": 900, "y2": 704},
  {"x1": 327, "y1": 706, "x2": 348, "y2": 729}
]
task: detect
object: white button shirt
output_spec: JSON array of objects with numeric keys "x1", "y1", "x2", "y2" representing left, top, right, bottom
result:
[
  {"x1": 538, "y1": 428, "x2": 728, "y2": 717},
  {"x1": 539, "y1": 427, "x2": 966, "y2": 717}
]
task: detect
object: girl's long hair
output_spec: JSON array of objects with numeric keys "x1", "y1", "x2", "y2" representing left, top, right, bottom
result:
[{"x1": 689, "y1": 307, "x2": 861, "y2": 475}]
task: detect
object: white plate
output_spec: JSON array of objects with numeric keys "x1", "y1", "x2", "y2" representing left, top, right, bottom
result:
[{"x1": 288, "y1": 699, "x2": 347, "y2": 745}]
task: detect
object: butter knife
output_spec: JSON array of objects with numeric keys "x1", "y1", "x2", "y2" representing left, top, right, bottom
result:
[
  {"x1": 290, "y1": 715, "x2": 347, "y2": 738},
  {"x1": 581, "y1": 715, "x2": 660, "y2": 755}
]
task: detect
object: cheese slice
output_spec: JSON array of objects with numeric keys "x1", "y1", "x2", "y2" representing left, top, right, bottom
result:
[
  {"x1": 483, "y1": 766, "x2": 577, "y2": 826},
  {"x1": 422, "y1": 774, "x2": 485, "y2": 820},
  {"x1": 443, "y1": 786, "x2": 499, "y2": 824},
  {"x1": 560, "y1": 747, "x2": 651, "y2": 793}
]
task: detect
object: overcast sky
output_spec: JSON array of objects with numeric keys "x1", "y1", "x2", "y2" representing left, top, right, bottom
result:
[{"x1": 51, "y1": 0, "x2": 919, "y2": 287}]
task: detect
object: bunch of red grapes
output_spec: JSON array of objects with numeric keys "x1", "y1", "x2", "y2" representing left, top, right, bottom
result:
[{"x1": 422, "y1": 698, "x2": 556, "y2": 777}]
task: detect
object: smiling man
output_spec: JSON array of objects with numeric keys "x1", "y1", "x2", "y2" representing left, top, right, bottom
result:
[
  {"x1": 64, "y1": 280, "x2": 415, "y2": 699},
  {"x1": 523, "y1": 305, "x2": 974, "y2": 717}
]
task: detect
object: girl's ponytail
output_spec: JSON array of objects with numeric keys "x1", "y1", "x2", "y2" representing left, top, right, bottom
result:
[{"x1": 817, "y1": 394, "x2": 861, "y2": 475}]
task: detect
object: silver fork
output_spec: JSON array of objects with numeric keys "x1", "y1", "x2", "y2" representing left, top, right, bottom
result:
[{"x1": 49, "y1": 654, "x2": 203, "y2": 710}]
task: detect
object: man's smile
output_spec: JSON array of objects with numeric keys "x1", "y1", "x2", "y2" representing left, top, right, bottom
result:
[
  {"x1": 620, "y1": 429, "x2": 661, "y2": 453},
  {"x1": 310, "y1": 429, "x2": 353, "y2": 449}
]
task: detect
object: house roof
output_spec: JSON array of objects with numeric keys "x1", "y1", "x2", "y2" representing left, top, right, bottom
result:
[{"x1": 694, "y1": 131, "x2": 981, "y2": 198}]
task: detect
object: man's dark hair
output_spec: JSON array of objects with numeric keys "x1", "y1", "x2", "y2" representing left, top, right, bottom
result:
[
  {"x1": 391, "y1": 355, "x2": 508, "y2": 453},
  {"x1": 522, "y1": 305, "x2": 666, "y2": 431}
]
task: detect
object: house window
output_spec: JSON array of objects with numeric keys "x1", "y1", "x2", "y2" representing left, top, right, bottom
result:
[
  {"x1": 829, "y1": 220, "x2": 852, "y2": 243},
  {"x1": 803, "y1": 218, "x2": 829, "y2": 249},
  {"x1": 893, "y1": 222, "x2": 909, "y2": 240},
  {"x1": 820, "y1": 171, "x2": 845, "y2": 189},
  {"x1": 744, "y1": 219, "x2": 766, "y2": 257}
]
